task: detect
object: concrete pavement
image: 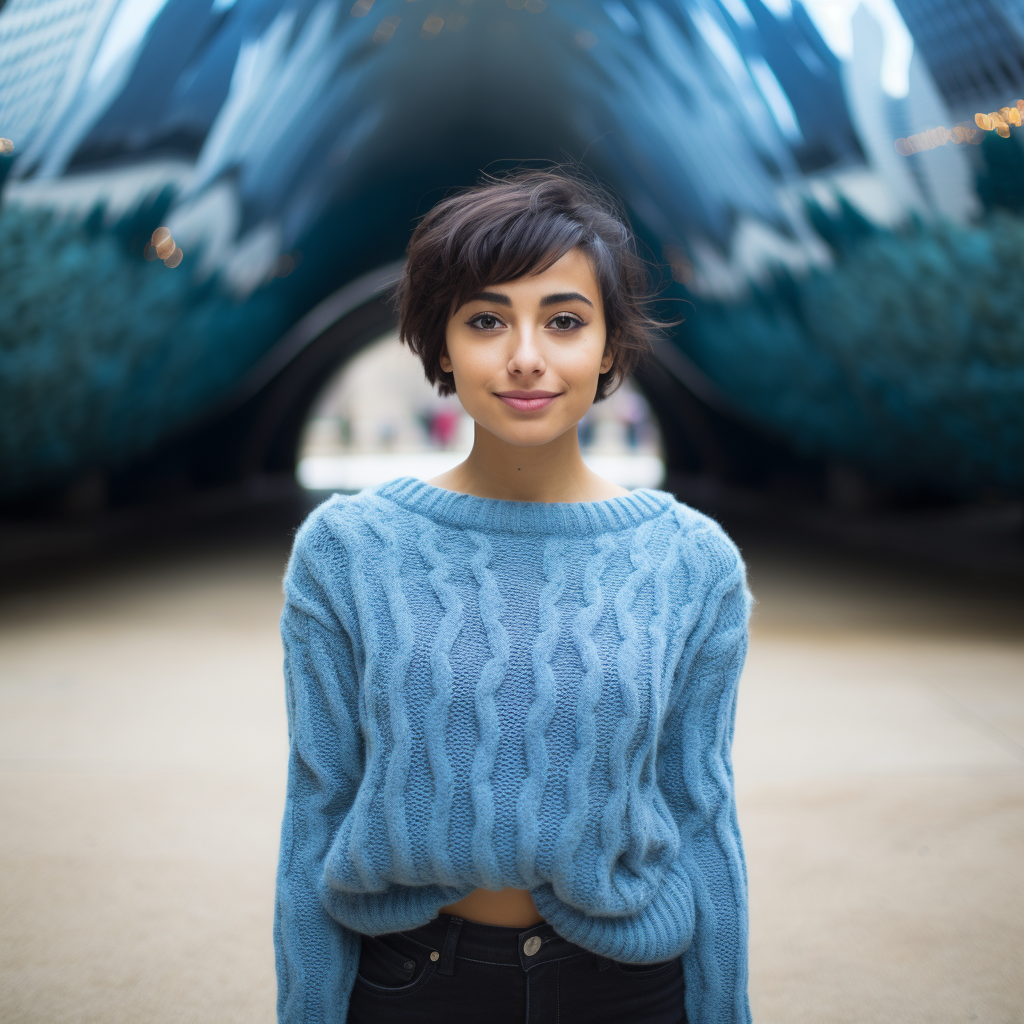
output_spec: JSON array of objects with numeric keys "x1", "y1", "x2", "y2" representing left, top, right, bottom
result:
[{"x1": 1, "y1": 518, "x2": 1021, "y2": 1023}]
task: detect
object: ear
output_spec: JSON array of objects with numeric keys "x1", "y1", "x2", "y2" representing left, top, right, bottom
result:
[
  {"x1": 439, "y1": 346, "x2": 453, "y2": 373},
  {"x1": 599, "y1": 340, "x2": 615, "y2": 375}
]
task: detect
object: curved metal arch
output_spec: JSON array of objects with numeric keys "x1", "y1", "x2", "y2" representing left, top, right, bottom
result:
[
  {"x1": 111, "y1": 259, "x2": 808, "y2": 505},
  {"x1": 228, "y1": 264, "x2": 740, "y2": 486},
  {"x1": 228, "y1": 260, "x2": 406, "y2": 412}
]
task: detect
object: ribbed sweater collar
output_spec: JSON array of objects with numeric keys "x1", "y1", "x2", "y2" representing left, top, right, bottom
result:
[{"x1": 371, "y1": 476, "x2": 675, "y2": 536}]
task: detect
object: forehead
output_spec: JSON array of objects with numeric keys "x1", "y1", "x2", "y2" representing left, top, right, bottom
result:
[{"x1": 484, "y1": 247, "x2": 600, "y2": 297}]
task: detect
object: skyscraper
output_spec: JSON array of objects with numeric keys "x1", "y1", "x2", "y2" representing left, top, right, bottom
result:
[
  {"x1": 893, "y1": 0, "x2": 1024, "y2": 118},
  {"x1": 0, "y1": 0, "x2": 118, "y2": 153}
]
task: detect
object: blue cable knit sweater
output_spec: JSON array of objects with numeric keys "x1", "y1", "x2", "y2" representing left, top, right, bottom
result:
[{"x1": 275, "y1": 477, "x2": 752, "y2": 1024}]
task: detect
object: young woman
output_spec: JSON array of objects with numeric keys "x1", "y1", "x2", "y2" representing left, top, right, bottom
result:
[{"x1": 274, "y1": 170, "x2": 752, "y2": 1024}]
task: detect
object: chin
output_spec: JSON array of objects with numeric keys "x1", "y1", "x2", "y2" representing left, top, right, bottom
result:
[
  {"x1": 495, "y1": 432, "x2": 560, "y2": 448},
  {"x1": 475, "y1": 417, "x2": 546, "y2": 444}
]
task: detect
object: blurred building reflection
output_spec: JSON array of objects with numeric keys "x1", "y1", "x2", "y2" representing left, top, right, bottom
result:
[
  {"x1": 894, "y1": 0, "x2": 1024, "y2": 118},
  {"x1": 1, "y1": 0, "x2": 1023, "y2": 511},
  {"x1": 0, "y1": 0, "x2": 112, "y2": 152}
]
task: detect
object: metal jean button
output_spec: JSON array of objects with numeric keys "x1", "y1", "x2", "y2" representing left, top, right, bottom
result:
[{"x1": 523, "y1": 935, "x2": 542, "y2": 956}]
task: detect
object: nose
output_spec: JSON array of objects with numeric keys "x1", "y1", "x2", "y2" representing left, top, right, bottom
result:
[{"x1": 507, "y1": 324, "x2": 545, "y2": 377}]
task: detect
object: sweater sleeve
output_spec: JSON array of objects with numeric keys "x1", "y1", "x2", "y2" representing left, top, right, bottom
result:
[
  {"x1": 275, "y1": 525, "x2": 366, "y2": 1024},
  {"x1": 659, "y1": 534, "x2": 752, "y2": 1024}
]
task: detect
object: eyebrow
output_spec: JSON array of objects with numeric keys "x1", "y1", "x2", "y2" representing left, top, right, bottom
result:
[
  {"x1": 540, "y1": 291, "x2": 594, "y2": 308},
  {"x1": 466, "y1": 290, "x2": 594, "y2": 308},
  {"x1": 467, "y1": 291, "x2": 512, "y2": 306}
]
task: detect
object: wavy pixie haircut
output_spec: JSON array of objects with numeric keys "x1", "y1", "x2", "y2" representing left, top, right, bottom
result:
[{"x1": 396, "y1": 169, "x2": 663, "y2": 401}]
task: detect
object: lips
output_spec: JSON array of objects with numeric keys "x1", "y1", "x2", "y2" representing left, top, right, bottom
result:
[{"x1": 495, "y1": 390, "x2": 561, "y2": 412}]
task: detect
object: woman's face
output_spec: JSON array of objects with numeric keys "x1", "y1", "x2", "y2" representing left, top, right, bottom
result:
[{"x1": 440, "y1": 247, "x2": 613, "y2": 448}]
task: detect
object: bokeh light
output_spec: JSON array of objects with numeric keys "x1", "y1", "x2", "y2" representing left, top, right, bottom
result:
[
  {"x1": 373, "y1": 15, "x2": 399, "y2": 42},
  {"x1": 899, "y1": 100, "x2": 1024, "y2": 155},
  {"x1": 420, "y1": 15, "x2": 444, "y2": 37},
  {"x1": 148, "y1": 227, "x2": 182, "y2": 267}
]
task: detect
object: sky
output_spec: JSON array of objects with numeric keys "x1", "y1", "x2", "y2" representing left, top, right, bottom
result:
[{"x1": 799, "y1": 0, "x2": 915, "y2": 96}]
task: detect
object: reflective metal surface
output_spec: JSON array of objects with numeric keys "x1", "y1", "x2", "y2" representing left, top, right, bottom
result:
[{"x1": 0, "y1": 0, "x2": 1021, "y2": 502}]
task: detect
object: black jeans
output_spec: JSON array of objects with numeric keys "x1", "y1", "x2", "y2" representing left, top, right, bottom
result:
[{"x1": 347, "y1": 912, "x2": 687, "y2": 1024}]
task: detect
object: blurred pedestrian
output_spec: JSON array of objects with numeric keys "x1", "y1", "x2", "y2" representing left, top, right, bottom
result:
[
  {"x1": 429, "y1": 406, "x2": 461, "y2": 448},
  {"x1": 619, "y1": 388, "x2": 647, "y2": 450}
]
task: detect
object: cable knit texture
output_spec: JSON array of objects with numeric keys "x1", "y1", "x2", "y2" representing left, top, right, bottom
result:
[{"x1": 275, "y1": 477, "x2": 752, "y2": 1024}]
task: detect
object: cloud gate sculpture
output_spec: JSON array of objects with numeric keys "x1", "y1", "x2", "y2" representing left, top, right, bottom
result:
[{"x1": 1, "y1": 0, "x2": 1022, "y2": 508}]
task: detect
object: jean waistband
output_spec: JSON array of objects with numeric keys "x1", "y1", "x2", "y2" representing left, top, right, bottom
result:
[{"x1": 396, "y1": 913, "x2": 591, "y2": 968}]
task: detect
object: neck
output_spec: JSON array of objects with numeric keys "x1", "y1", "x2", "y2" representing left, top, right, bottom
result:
[{"x1": 439, "y1": 424, "x2": 619, "y2": 503}]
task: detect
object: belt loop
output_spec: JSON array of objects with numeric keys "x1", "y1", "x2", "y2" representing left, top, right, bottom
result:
[
  {"x1": 595, "y1": 954, "x2": 613, "y2": 971},
  {"x1": 437, "y1": 915, "x2": 464, "y2": 976}
]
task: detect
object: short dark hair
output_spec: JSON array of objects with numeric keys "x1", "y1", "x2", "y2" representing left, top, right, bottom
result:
[{"x1": 396, "y1": 169, "x2": 663, "y2": 401}]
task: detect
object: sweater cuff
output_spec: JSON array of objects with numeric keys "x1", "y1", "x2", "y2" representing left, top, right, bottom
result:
[{"x1": 528, "y1": 855, "x2": 696, "y2": 963}]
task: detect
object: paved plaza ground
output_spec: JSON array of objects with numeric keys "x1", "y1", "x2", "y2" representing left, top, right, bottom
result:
[{"x1": 1, "y1": 507, "x2": 1021, "y2": 1023}]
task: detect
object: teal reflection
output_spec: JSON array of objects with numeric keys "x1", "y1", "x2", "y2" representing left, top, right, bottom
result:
[{"x1": 0, "y1": 0, "x2": 1021, "y2": 501}]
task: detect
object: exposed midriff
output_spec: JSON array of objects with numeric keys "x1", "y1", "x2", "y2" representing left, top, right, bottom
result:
[{"x1": 438, "y1": 887, "x2": 545, "y2": 927}]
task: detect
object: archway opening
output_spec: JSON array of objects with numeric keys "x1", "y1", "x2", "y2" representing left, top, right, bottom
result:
[{"x1": 296, "y1": 332, "x2": 664, "y2": 493}]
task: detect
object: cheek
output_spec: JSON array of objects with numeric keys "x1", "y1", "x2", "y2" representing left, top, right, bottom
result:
[
  {"x1": 441, "y1": 328, "x2": 468, "y2": 375},
  {"x1": 564, "y1": 334, "x2": 610, "y2": 381},
  {"x1": 447, "y1": 343, "x2": 491, "y2": 382}
]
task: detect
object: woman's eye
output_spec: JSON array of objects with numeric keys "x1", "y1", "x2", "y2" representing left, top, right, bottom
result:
[
  {"x1": 550, "y1": 314, "x2": 583, "y2": 331},
  {"x1": 470, "y1": 314, "x2": 503, "y2": 330}
]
